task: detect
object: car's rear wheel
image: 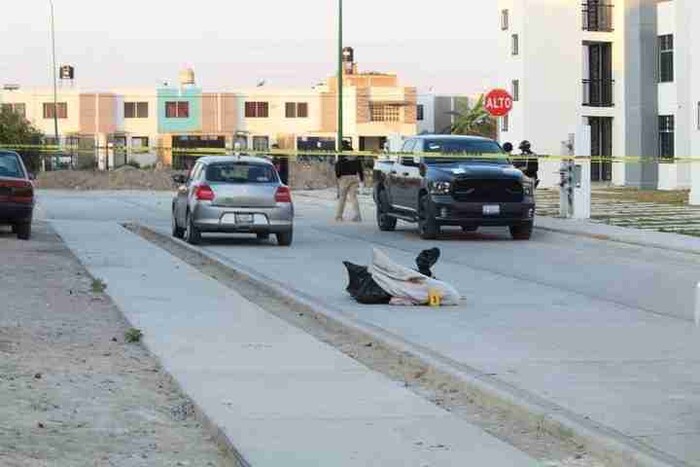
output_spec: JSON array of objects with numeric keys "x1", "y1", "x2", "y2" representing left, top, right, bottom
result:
[
  {"x1": 510, "y1": 221, "x2": 533, "y2": 240},
  {"x1": 16, "y1": 222, "x2": 31, "y2": 240},
  {"x1": 184, "y1": 211, "x2": 201, "y2": 245},
  {"x1": 276, "y1": 229, "x2": 293, "y2": 246},
  {"x1": 376, "y1": 189, "x2": 397, "y2": 232},
  {"x1": 172, "y1": 209, "x2": 185, "y2": 239},
  {"x1": 418, "y1": 196, "x2": 439, "y2": 240}
]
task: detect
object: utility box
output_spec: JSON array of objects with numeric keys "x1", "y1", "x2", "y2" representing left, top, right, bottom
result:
[{"x1": 559, "y1": 128, "x2": 591, "y2": 219}]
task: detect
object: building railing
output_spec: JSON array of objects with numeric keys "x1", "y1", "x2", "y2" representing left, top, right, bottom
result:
[
  {"x1": 582, "y1": 3, "x2": 614, "y2": 32},
  {"x1": 582, "y1": 79, "x2": 615, "y2": 107}
]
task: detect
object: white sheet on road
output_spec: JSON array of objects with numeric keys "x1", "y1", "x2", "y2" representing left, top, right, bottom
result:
[{"x1": 369, "y1": 248, "x2": 462, "y2": 306}]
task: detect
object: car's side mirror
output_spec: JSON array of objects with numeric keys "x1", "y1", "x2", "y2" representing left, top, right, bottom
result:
[
  {"x1": 419, "y1": 163, "x2": 427, "y2": 177},
  {"x1": 172, "y1": 174, "x2": 187, "y2": 185}
]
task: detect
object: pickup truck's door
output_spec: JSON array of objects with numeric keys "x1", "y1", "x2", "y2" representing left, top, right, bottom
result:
[
  {"x1": 395, "y1": 155, "x2": 421, "y2": 211},
  {"x1": 386, "y1": 139, "x2": 415, "y2": 210},
  {"x1": 403, "y1": 139, "x2": 424, "y2": 211}
]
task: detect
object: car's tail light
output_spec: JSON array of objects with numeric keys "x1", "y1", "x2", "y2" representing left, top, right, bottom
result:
[
  {"x1": 195, "y1": 184, "x2": 215, "y2": 201},
  {"x1": 275, "y1": 186, "x2": 292, "y2": 203},
  {"x1": 10, "y1": 181, "x2": 33, "y2": 204}
]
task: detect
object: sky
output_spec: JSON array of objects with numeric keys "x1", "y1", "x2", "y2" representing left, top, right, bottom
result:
[{"x1": 0, "y1": 0, "x2": 500, "y2": 96}]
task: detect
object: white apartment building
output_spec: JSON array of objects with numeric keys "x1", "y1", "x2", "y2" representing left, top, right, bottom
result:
[
  {"x1": 416, "y1": 94, "x2": 475, "y2": 135},
  {"x1": 497, "y1": 0, "x2": 693, "y2": 193}
]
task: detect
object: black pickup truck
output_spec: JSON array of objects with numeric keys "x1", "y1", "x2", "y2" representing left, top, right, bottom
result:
[{"x1": 373, "y1": 135, "x2": 535, "y2": 240}]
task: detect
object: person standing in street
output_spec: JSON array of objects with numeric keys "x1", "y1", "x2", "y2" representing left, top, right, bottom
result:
[{"x1": 335, "y1": 145, "x2": 364, "y2": 222}]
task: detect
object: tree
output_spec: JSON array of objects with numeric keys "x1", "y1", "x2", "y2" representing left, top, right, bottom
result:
[
  {"x1": 0, "y1": 107, "x2": 43, "y2": 172},
  {"x1": 445, "y1": 95, "x2": 498, "y2": 139}
]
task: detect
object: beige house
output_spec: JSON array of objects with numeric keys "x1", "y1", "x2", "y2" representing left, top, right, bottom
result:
[{"x1": 1, "y1": 50, "x2": 417, "y2": 167}]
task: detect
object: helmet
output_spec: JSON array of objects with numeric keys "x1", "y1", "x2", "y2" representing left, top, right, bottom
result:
[
  {"x1": 519, "y1": 140, "x2": 531, "y2": 151},
  {"x1": 502, "y1": 142, "x2": 513, "y2": 152}
]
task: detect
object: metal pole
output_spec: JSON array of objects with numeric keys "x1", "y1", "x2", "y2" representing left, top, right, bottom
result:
[
  {"x1": 337, "y1": 0, "x2": 343, "y2": 153},
  {"x1": 49, "y1": 0, "x2": 59, "y2": 150}
]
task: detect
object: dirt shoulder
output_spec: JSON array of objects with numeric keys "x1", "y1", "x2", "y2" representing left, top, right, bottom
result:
[
  {"x1": 36, "y1": 167, "x2": 180, "y2": 192},
  {"x1": 0, "y1": 222, "x2": 236, "y2": 466},
  {"x1": 34, "y1": 162, "x2": 342, "y2": 192}
]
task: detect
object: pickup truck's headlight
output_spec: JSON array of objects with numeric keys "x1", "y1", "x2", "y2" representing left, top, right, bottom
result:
[
  {"x1": 430, "y1": 181, "x2": 452, "y2": 195},
  {"x1": 522, "y1": 181, "x2": 534, "y2": 197}
]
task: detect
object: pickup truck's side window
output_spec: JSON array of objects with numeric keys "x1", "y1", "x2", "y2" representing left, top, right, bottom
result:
[{"x1": 400, "y1": 140, "x2": 417, "y2": 166}]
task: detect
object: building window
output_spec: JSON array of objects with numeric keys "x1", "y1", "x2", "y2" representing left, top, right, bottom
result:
[
  {"x1": 165, "y1": 101, "x2": 189, "y2": 119},
  {"x1": 131, "y1": 136, "x2": 149, "y2": 149},
  {"x1": 370, "y1": 103, "x2": 401, "y2": 122},
  {"x1": 417, "y1": 104, "x2": 424, "y2": 121},
  {"x1": 658, "y1": 35, "x2": 674, "y2": 83},
  {"x1": 285, "y1": 102, "x2": 308, "y2": 118},
  {"x1": 501, "y1": 114, "x2": 509, "y2": 132},
  {"x1": 512, "y1": 80, "x2": 520, "y2": 101},
  {"x1": 245, "y1": 101, "x2": 269, "y2": 118},
  {"x1": 43, "y1": 102, "x2": 67, "y2": 119},
  {"x1": 511, "y1": 34, "x2": 519, "y2": 56},
  {"x1": 125, "y1": 102, "x2": 149, "y2": 119},
  {"x1": 1, "y1": 103, "x2": 26, "y2": 118},
  {"x1": 659, "y1": 115, "x2": 674, "y2": 160},
  {"x1": 501, "y1": 9, "x2": 509, "y2": 30}
]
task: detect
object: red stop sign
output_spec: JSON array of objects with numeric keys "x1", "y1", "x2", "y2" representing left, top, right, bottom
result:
[{"x1": 484, "y1": 89, "x2": 513, "y2": 117}]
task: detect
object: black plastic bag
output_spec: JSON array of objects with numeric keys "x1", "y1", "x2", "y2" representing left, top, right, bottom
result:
[
  {"x1": 343, "y1": 261, "x2": 392, "y2": 304},
  {"x1": 415, "y1": 248, "x2": 440, "y2": 278}
]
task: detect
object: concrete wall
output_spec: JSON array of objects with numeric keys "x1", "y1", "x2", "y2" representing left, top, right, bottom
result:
[{"x1": 624, "y1": 0, "x2": 659, "y2": 189}]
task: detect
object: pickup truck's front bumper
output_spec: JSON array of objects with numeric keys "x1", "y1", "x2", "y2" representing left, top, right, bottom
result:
[{"x1": 429, "y1": 194, "x2": 535, "y2": 227}]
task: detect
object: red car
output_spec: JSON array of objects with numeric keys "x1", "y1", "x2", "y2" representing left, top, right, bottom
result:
[{"x1": 0, "y1": 150, "x2": 35, "y2": 240}]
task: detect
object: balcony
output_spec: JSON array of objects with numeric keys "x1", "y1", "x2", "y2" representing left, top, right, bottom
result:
[
  {"x1": 582, "y1": 79, "x2": 614, "y2": 107},
  {"x1": 582, "y1": 3, "x2": 614, "y2": 32}
]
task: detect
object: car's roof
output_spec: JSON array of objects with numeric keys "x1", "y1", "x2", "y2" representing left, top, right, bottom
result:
[
  {"x1": 0, "y1": 150, "x2": 21, "y2": 156},
  {"x1": 411, "y1": 134, "x2": 495, "y2": 142},
  {"x1": 197, "y1": 155, "x2": 274, "y2": 165}
]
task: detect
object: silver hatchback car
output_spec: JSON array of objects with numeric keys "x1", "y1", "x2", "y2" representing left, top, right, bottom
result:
[{"x1": 171, "y1": 156, "x2": 294, "y2": 246}]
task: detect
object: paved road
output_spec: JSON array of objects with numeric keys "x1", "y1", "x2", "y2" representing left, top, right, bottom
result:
[{"x1": 38, "y1": 190, "x2": 700, "y2": 465}]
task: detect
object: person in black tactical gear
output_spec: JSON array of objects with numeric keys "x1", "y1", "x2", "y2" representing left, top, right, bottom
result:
[{"x1": 517, "y1": 140, "x2": 539, "y2": 188}]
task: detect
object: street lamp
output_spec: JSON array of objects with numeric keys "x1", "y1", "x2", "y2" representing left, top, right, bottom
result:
[
  {"x1": 49, "y1": 0, "x2": 59, "y2": 149},
  {"x1": 337, "y1": 0, "x2": 343, "y2": 153}
]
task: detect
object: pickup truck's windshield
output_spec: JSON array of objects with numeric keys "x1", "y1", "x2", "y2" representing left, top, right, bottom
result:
[{"x1": 423, "y1": 139, "x2": 507, "y2": 165}]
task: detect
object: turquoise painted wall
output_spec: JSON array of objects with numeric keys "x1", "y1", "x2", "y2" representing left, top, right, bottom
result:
[{"x1": 157, "y1": 86, "x2": 201, "y2": 133}]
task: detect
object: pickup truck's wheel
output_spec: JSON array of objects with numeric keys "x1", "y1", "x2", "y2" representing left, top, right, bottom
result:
[
  {"x1": 376, "y1": 189, "x2": 397, "y2": 231},
  {"x1": 510, "y1": 221, "x2": 533, "y2": 240},
  {"x1": 418, "y1": 196, "x2": 440, "y2": 240}
]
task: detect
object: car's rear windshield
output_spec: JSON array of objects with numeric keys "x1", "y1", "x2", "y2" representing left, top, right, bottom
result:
[
  {"x1": 423, "y1": 139, "x2": 507, "y2": 164},
  {"x1": 206, "y1": 162, "x2": 278, "y2": 184},
  {"x1": 0, "y1": 152, "x2": 24, "y2": 178}
]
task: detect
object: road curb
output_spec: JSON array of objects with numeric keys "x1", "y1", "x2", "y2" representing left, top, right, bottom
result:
[
  {"x1": 131, "y1": 223, "x2": 689, "y2": 467},
  {"x1": 535, "y1": 224, "x2": 700, "y2": 257}
]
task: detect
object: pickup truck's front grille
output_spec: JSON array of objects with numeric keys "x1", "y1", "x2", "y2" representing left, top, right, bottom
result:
[{"x1": 452, "y1": 179, "x2": 524, "y2": 203}]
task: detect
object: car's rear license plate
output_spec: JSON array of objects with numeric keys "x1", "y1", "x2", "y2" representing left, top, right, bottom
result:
[
  {"x1": 235, "y1": 213, "x2": 254, "y2": 224},
  {"x1": 483, "y1": 205, "x2": 500, "y2": 216}
]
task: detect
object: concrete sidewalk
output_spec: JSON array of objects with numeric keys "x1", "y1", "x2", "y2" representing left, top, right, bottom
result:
[{"x1": 49, "y1": 219, "x2": 537, "y2": 466}]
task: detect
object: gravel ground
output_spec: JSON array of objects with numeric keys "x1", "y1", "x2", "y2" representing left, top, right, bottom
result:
[{"x1": 0, "y1": 222, "x2": 236, "y2": 467}]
